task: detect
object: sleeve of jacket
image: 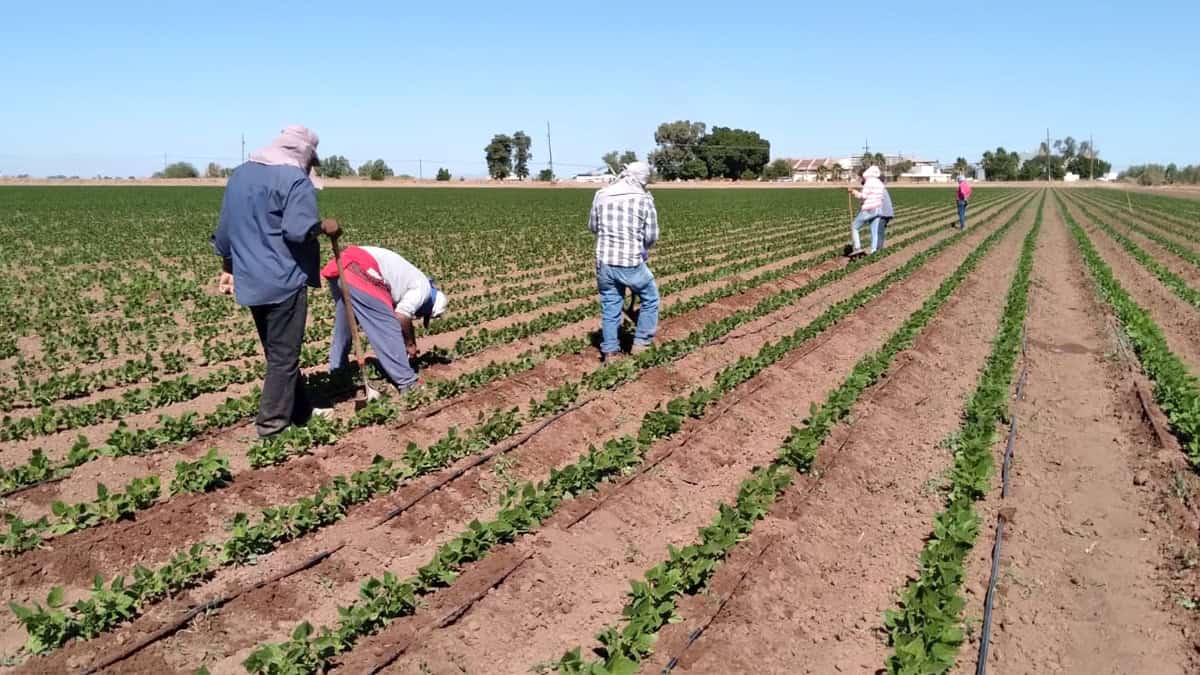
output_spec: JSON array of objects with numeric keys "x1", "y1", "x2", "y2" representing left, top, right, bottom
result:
[
  {"x1": 641, "y1": 195, "x2": 660, "y2": 249},
  {"x1": 281, "y1": 177, "x2": 320, "y2": 244}
]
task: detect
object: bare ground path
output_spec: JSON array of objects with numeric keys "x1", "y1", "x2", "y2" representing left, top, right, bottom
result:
[{"x1": 965, "y1": 194, "x2": 1199, "y2": 674}]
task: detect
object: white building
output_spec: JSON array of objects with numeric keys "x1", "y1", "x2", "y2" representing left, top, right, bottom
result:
[
  {"x1": 1063, "y1": 172, "x2": 1081, "y2": 183},
  {"x1": 571, "y1": 169, "x2": 614, "y2": 184},
  {"x1": 789, "y1": 157, "x2": 855, "y2": 182},
  {"x1": 899, "y1": 163, "x2": 951, "y2": 183}
]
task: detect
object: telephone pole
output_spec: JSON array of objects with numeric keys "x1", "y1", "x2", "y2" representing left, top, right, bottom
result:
[
  {"x1": 1090, "y1": 132, "x2": 1095, "y2": 180},
  {"x1": 546, "y1": 121, "x2": 554, "y2": 180},
  {"x1": 241, "y1": 134, "x2": 245, "y2": 164},
  {"x1": 1045, "y1": 128, "x2": 1051, "y2": 182},
  {"x1": 418, "y1": 158, "x2": 423, "y2": 181}
]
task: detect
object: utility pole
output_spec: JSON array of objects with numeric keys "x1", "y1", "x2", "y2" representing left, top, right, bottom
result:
[
  {"x1": 1090, "y1": 132, "x2": 1095, "y2": 180},
  {"x1": 546, "y1": 121, "x2": 554, "y2": 180},
  {"x1": 418, "y1": 158, "x2": 423, "y2": 181},
  {"x1": 1046, "y1": 128, "x2": 1051, "y2": 182},
  {"x1": 241, "y1": 134, "x2": 245, "y2": 164}
]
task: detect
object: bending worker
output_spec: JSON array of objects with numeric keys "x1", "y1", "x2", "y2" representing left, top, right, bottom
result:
[
  {"x1": 213, "y1": 124, "x2": 339, "y2": 438},
  {"x1": 588, "y1": 161, "x2": 660, "y2": 362},
  {"x1": 320, "y1": 245, "x2": 448, "y2": 393}
]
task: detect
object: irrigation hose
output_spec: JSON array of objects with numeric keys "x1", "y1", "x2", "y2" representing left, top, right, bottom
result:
[{"x1": 976, "y1": 326, "x2": 1029, "y2": 673}]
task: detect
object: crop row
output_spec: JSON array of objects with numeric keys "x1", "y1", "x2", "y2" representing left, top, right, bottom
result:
[
  {"x1": 555, "y1": 189, "x2": 1035, "y2": 675},
  {"x1": 5, "y1": 194, "x2": 1028, "y2": 662},
  {"x1": 237, "y1": 195, "x2": 1031, "y2": 674},
  {"x1": 1063, "y1": 197, "x2": 1200, "y2": 467},
  {"x1": 882, "y1": 191, "x2": 1042, "y2": 674}
]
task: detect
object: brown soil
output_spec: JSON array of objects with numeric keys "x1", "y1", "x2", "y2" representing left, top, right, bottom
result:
[
  {"x1": 348, "y1": 188, "x2": 1030, "y2": 675},
  {"x1": 647, "y1": 192, "x2": 1033, "y2": 675},
  {"x1": 52, "y1": 200, "x2": 1021, "y2": 673},
  {"x1": 956, "y1": 194, "x2": 1200, "y2": 673}
]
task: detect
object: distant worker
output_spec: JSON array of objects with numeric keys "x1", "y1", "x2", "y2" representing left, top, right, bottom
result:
[
  {"x1": 873, "y1": 177, "x2": 895, "y2": 252},
  {"x1": 956, "y1": 174, "x2": 972, "y2": 230},
  {"x1": 588, "y1": 161, "x2": 660, "y2": 362},
  {"x1": 848, "y1": 165, "x2": 884, "y2": 256},
  {"x1": 213, "y1": 125, "x2": 339, "y2": 438},
  {"x1": 320, "y1": 245, "x2": 447, "y2": 393}
]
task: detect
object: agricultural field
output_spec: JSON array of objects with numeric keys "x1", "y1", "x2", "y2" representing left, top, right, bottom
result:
[{"x1": 1, "y1": 185, "x2": 1199, "y2": 674}]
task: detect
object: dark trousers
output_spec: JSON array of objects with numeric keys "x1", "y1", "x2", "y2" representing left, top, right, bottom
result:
[{"x1": 250, "y1": 288, "x2": 312, "y2": 437}]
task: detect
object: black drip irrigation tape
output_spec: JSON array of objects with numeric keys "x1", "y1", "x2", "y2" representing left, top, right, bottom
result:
[{"x1": 976, "y1": 325, "x2": 1029, "y2": 674}]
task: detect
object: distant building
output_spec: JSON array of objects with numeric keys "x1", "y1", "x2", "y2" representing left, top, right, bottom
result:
[
  {"x1": 1098, "y1": 171, "x2": 1119, "y2": 182},
  {"x1": 572, "y1": 169, "x2": 614, "y2": 184},
  {"x1": 899, "y1": 163, "x2": 951, "y2": 183},
  {"x1": 1063, "y1": 172, "x2": 1081, "y2": 183},
  {"x1": 789, "y1": 157, "x2": 855, "y2": 182}
]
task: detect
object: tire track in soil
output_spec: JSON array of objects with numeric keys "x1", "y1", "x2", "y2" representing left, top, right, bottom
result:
[
  {"x1": 345, "y1": 195, "x2": 1032, "y2": 675},
  {"x1": 953, "y1": 193, "x2": 1199, "y2": 674},
  {"x1": 71, "y1": 201, "x2": 1030, "y2": 674},
  {"x1": 1061, "y1": 198, "x2": 1200, "y2": 374},
  {"x1": 638, "y1": 197, "x2": 1035, "y2": 675},
  {"x1": 0, "y1": 203, "x2": 999, "y2": 584}
]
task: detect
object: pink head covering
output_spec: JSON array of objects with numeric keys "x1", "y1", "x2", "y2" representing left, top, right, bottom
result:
[{"x1": 248, "y1": 124, "x2": 324, "y2": 189}]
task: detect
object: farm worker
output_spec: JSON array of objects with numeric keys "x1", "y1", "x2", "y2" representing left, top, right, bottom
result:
[
  {"x1": 848, "y1": 165, "x2": 884, "y2": 255},
  {"x1": 320, "y1": 245, "x2": 447, "y2": 392},
  {"x1": 212, "y1": 124, "x2": 340, "y2": 438},
  {"x1": 873, "y1": 178, "x2": 895, "y2": 252},
  {"x1": 588, "y1": 160, "x2": 660, "y2": 362},
  {"x1": 956, "y1": 175, "x2": 972, "y2": 230}
]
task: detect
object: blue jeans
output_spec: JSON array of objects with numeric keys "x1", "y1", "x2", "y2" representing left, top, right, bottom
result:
[
  {"x1": 851, "y1": 208, "x2": 881, "y2": 252},
  {"x1": 328, "y1": 280, "x2": 418, "y2": 389},
  {"x1": 873, "y1": 216, "x2": 891, "y2": 251},
  {"x1": 597, "y1": 262, "x2": 660, "y2": 354},
  {"x1": 957, "y1": 199, "x2": 968, "y2": 229}
]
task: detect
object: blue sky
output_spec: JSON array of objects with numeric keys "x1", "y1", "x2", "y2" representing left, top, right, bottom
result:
[{"x1": 1, "y1": 0, "x2": 1196, "y2": 177}]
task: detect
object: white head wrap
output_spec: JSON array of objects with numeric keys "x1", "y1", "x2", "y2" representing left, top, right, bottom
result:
[
  {"x1": 863, "y1": 165, "x2": 881, "y2": 178},
  {"x1": 595, "y1": 161, "x2": 651, "y2": 200}
]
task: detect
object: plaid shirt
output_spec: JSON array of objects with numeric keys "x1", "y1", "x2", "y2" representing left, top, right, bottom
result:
[{"x1": 588, "y1": 192, "x2": 660, "y2": 267}]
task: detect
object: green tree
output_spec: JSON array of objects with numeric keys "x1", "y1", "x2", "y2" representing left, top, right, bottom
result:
[
  {"x1": 648, "y1": 120, "x2": 707, "y2": 180},
  {"x1": 160, "y1": 162, "x2": 199, "y2": 178},
  {"x1": 890, "y1": 160, "x2": 914, "y2": 181},
  {"x1": 830, "y1": 163, "x2": 845, "y2": 181},
  {"x1": 1166, "y1": 163, "x2": 1179, "y2": 183},
  {"x1": 980, "y1": 147, "x2": 1021, "y2": 181},
  {"x1": 318, "y1": 155, "x2": 354, "y2": 178},
  {"x1": 436, "y1": 167, "x2": 451, "y2": 181},
  {"x1": 1053, "y1": 136, "x2": 1077, "y2": 162},
  {"x1": 763, "y1": 158, "x2": 793, "y2": 180},
  {"x1": 1019, "y1": 154, "x2": 1066, "y2": 181},
  {"x1": 512, "y1": 131, "x2": 532, "y2": 180},
  {"x1": 485, "y1": 134, "x2": 514, "y2": 179},
  {"x1": 952, "y1": 157, "x2": 972, "y2": 178},
  {"x1": 602, "y1": 150, "x2": 639, "y2": 175},
  {"x1": 697, "y1": 127, "x2": 770, "y2": 179},
  {"x1": 537, "y1": 168, "x2": 554, "y2": 181},
  {"x1": 1066, "y1": 155, "x2": 1111, "y2": 179},
  {"x1": 357, "y1": 159, "x2": 394, "y2": 181},
  {"x1": 816, "y1": 164, "x2": 829, "y2": 182},
  {"x1": 205, "y1": 162, "x2": 224, "y2": 179}
]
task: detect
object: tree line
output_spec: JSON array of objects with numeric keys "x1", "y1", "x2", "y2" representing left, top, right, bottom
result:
[
  {"x1": 153, "y1": 157, "x2": 457, "y2": 182},
  {"x1": 1118, "y1": 164, "x2": 1200, "y2": 186},
  {"x1": 978, "y1": 135, "x2": 1111, "y2": 181}
]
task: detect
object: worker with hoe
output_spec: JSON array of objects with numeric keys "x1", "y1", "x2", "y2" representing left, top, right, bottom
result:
[
  {"x1": 588, "y1": 161, "x2": 660, "y2": 363},
  {"x1": 320, "y1": 245, "x2": 447, "y2": 393},
  {"x1": 956, "y1": 174, "x2": 972, "y2": 229},
  {"x1": 848, "y1": 164, "x2": 885, "y2": 256},
  {"x1": 213, "y1": 124, "x2": 340, "y2": 438}
]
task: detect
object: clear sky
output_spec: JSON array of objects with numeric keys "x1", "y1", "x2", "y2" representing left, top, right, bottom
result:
[{"x1": 1, "y1": 0, "x2": 1196, "y2": 178}]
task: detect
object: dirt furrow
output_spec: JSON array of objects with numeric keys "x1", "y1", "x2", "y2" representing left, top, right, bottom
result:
[
  {"x1": 68, "y1": 203, "x2": 1027, "y2": 674},
  {"x1": 1061, "y1": 199, "x2": 1200, "y2": 374},
  {"x1": 0, "y1": 214, "x2": 982, "y2": 650},
  {"x1": 956, "y1": 193, "x2": 1199, "y2": 674},
  {"x1": 354, "y1": 194, "x2": 1031, "y2": 675},
  {"x1": 638, "y1": 197, "x2": 1033, "y2": 675}
]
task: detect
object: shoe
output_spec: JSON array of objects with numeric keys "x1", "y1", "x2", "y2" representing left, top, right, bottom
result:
[
  {"x1": 601, "y1": 351, "x2": 624, "y2": 364},
  {"x1": 866, "y1": 249, "x2": 877, "y2": 255},
  {"x1": 630, "y1": 343, "x2": 652, "y2": 355},
  {"x1": 397, "y1": 379, "x2": 424, "y2": 395}
]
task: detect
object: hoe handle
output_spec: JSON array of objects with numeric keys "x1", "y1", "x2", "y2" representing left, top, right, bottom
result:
[{"x1": 331, "y1": 237, "x2": 369, "y2": 373}]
